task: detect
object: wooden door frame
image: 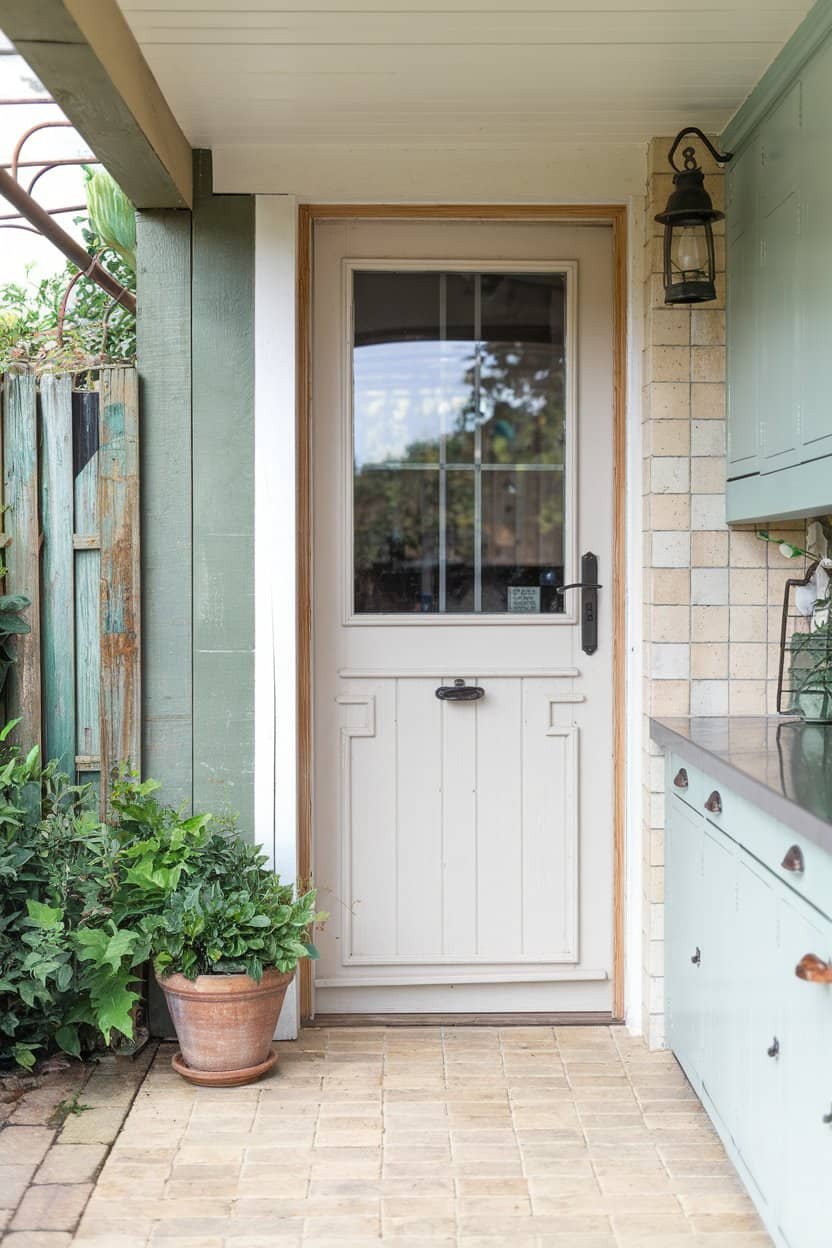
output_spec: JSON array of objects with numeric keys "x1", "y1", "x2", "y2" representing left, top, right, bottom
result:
[{"x1": 296, "y1": 203, "x2": 628, "y2": 1024}]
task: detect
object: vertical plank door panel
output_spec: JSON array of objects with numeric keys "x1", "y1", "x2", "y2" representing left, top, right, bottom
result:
[
  {"x1": 40, "y1": 373, "x2": 75, "y2": 775},
  {"x1": 98, "y1": 367, "x2": 140, "y2": 804},
  {"x1": 74, "y1": 390, "x2": 100, "y2": 789},
  {"x1": 3, "y1": 369, "x2": 42, "y2": 757}
]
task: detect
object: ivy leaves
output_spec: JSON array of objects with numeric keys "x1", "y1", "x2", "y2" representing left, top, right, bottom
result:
[{"x1": 1, "y1": 748, "x2": 323, "y2": 1068}]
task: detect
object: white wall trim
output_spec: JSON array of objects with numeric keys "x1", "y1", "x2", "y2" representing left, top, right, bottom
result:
[
  {"x1": 255, "y1": 192, "x2": 300, "y2": 1038},
  {"x1": 624, "y1": 189, "x2": 646, "y2": 1035}
]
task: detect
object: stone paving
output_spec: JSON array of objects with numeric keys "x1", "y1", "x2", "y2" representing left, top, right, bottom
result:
[
  {"x1": 0, "y1": 1044, "x2": 154, "y2": 1247},
  {"x1": 2, "y1": 1026, "x2": 773, "y2": 1247}
]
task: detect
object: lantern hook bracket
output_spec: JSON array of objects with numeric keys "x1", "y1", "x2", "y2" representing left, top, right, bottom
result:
[{"x1": 667, "y1": 127, "x2": 733, "y2": 174}]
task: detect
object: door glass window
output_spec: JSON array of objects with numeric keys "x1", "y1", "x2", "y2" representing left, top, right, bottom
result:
[{"x1": 352, "y1": 268, "x2": 567, "y2": 615}]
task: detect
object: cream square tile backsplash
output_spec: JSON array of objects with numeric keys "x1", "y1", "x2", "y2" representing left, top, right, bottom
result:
[{"x1": 641, "y1": 137, "x2": 810, "y2": 1047}]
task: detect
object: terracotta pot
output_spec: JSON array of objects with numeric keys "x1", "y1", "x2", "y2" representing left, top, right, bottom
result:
[{"x1": 157, "y1": 967, "x2": 293, "y2": 1079}]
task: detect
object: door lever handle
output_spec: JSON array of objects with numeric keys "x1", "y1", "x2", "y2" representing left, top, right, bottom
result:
[
  {"x1": 555, "y1": 582, "x2": 603, "y2": 595},
  {"x1": 555, "y1": 552, "x2": 601, "y2": 655},
  {"x1": 435, "y1": 679, "x2": 484, "y2": 702}
]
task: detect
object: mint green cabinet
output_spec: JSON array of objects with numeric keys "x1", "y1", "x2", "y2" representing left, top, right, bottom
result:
[
  {"x1": 665, "y1": 795, "x2": 705, "y2": 1080},
  {"x1": 663, "y1": 751, "x2": 832, "y2": 1248},
  {"x1": 726, "y1": 145, "x2": 759, "y2": 479},
  {"x1": 700, "y1": 826, "x2": 740, "y2": 1137},
  {"x1": 734, "y1": 854, "x2": 782, "y2": 1211},
  {"x1": 798, "y1": 46, "x2": 832, "y2": 462},
  {"x1": 725, "y1": 31, "x2": 832, "y2": 521},
  {"x1": 778, "y1": 892, "x2": 832, "y2": 1248}
]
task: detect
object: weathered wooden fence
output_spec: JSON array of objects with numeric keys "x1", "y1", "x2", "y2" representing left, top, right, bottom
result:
[{"x1": 1, "y1": 366, "x2": 140, "y2": 809}]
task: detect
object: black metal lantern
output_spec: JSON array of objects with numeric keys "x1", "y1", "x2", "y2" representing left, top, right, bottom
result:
[{"x1": 655, "y1": 128, "x2": 733, "y2": 305}]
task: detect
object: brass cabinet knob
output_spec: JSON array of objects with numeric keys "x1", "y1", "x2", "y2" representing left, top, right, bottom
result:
[
  {"x1": 795, "y1": 954, "x2": 832, "y2": 983},
  {"x1": 704, "y1": 790, "x2": 722, "y2": 814},
  {"x1": 673, "y1": 768, "x2": 688, "y2": 790},
  {"x1": 781, "y1": 844, "x2": 805, "y2": 874}
]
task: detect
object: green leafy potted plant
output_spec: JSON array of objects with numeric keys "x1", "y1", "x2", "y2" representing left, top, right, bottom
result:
[{"x1": 112, "y1": 777, "x2": 323, "y2": 1086}]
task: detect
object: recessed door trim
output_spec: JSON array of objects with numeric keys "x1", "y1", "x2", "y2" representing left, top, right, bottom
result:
[{"x1": 296, "y1": 203, "x2": 628, "y2": 1023}]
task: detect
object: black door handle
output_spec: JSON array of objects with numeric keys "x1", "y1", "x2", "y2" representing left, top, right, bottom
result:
[
  {"x1": 554, "y1": 552, "x2": 601, "y2": 654},
  {"x1": 436, "y1": 679, "x2": 484, "y2": 702}
]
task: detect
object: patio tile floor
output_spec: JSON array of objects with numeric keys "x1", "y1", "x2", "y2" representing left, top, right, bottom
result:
[{"x1": 5, "y1": 1026, "x2": 773, "y2": 1247}]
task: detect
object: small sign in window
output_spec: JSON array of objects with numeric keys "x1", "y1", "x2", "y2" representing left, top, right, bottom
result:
[{"x1": 508, "y1": 586, "x2": 541, "y2": 613}]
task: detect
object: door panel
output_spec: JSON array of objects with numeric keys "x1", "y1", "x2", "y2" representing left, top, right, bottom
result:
[
  {"x1": 701, "y1": 826, "x2": 739, "y2": 1137},
  {"x1": 778, "y1": 894, "x2": 832, "y2": 1248},
  {"x1": 312, "y1": 219, "x2": 615, "y2": 1014},
  {"x1": 665, "y1": 794, "x2": 705, "y2": 1081}
]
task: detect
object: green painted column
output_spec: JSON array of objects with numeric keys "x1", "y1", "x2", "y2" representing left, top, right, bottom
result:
[
  {"x1": 191, "y1": 150, "x2": 256, "y2": 838},
  {"x1": 136, "y1": 207, "x2": 194, "y2": 808}
]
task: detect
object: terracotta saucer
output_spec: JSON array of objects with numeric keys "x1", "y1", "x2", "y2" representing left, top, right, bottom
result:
[{"x1": 171, "y1": 1047, "x2": 278, "y2": 1087}]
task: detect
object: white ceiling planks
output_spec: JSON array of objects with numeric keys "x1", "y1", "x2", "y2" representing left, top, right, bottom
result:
[{"x1": 117, "y1": 1, "x2": 813, "y2": 146}]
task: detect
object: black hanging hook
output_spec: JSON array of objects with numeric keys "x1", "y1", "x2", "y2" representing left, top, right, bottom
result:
[{"x1": 667, "y1": 127, "x2": 733, "y2": 174}]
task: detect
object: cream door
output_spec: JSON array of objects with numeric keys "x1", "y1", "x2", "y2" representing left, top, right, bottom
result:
[{"x1": 311, "y1": 218, "x2": 615, "y2": 1015}]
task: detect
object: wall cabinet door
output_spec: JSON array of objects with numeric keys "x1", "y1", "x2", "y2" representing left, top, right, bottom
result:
[
  {"x1": 798, "y1": 39, "x2": 832, "y2": 462},
  {"x1": 734, "y1": 851, "x2": 783, "y2": 1209},
  {"x1": 758, "y1": 190, "x2": 802, "y2": 475},
  {"x1": 726, "y1": 142, "x2": 760, "y2": 478},
  {"x1": 778, "y1": 893, "x2": 832, "y2": 1248},
  {"x1": 665, "y1": 795, "x2": 705, "y2": 1082}
]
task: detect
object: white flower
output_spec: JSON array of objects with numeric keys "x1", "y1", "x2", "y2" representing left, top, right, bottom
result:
[{"x1": 780, "y1": 542, "x2": 797, "y2": 558}]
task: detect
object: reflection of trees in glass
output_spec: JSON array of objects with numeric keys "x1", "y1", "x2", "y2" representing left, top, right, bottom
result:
[
  {"x1": 354, "y1": 471, "x2": 438, "y2": 612},
  {"x1": 478, "y1": 342, "x2": 565, "y2": 465},
  {"x1": 353, "y1": 336, "x2": 566, "y2": 612}
]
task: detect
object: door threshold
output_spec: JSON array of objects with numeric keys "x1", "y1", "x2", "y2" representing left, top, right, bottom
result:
[{"x1": 307, "y1": 1011, "x2": 621, "y2": 1027}]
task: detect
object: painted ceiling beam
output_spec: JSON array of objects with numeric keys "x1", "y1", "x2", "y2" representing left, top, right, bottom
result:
[{"x1": 0, "y1": 0, "x2": 192, "y2": 209}]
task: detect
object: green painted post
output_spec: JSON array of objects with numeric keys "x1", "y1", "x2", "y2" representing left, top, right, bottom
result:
[
  {"x1": 136, "y1": 208, "x2": 193, "y2": 808},
  {"x1": 191, "y1": 150, "x2": 255, "y2": 837}
]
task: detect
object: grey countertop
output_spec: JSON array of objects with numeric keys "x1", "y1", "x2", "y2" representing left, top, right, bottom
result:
[{"x1": 650, "y1": 716, "x2": 832, "y2": 854}]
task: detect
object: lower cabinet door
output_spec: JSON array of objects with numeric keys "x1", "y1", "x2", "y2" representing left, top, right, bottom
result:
[
  {"x1": 734, "y1": 851, "x2": 783, "y2": 1207},
  {"x1": 777, "y1": 893, "x2": 832, "y2": 1248},
  {"x1": 700, "y1": 826, "x2": 740, "y2": 1138},
  {"x1": 665, "y1": 796, "x2": 705, "y2": 1080}
]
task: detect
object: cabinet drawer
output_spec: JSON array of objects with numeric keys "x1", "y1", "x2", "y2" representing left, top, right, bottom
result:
[
  {"x1": 669, "y1": 752, "x2": 704, "y2": 812},
  {"x1": 696, "y1": 771, "x2": 832, "y2": 922},
  {"x1": 732, "y1": 811, "x2": 832, "y2": 923}
]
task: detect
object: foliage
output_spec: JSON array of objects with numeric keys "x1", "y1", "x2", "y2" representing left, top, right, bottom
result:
[
  {"x1": 51, "y1": 1092, "x2": 91, "y2": 1126},
  {"x1": 0, "y1": 728, "x2": 145, "y2": 1070},
  {"x1": 108, "y1": 774, "x2": 322, "y2": 980},
  {"x1": 0, "y1": 176, "x2": 136, "y2": 374},
  {"x1": 84, "y1": 169, "x2": 136, "y2": 272},
  {"x1": 788, "y1": 615, "x2": 832, "y2": 721},
  {"x1": 0, "y1": 747, "x2": 321, "y2": 1069},
  {"x1": 0, "y1": 594, "x2": 31, "y2": 698}
]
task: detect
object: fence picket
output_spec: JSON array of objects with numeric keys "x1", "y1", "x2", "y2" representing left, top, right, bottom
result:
[
  {"x1": 74, "y1": 391, "x2": 101, "y2": 791},
  {"x1": 98, "y1": 368, "x2": 140, "y2": 799},
  {"x1": 40, "y1": 373, "x2": 75, "y2": 774},
  {"x1": 3, "y1": 369, "x2": 42, "y2": 756}
]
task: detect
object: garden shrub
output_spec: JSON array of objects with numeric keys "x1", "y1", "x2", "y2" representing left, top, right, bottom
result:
[{"x1": 0, "y1": 732, "x2": 318, "y2": 1070}]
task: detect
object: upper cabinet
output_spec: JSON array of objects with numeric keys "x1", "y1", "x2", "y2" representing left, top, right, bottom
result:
[{"x1": 725, "y1": 17, "x2": 832, "y2": 523}]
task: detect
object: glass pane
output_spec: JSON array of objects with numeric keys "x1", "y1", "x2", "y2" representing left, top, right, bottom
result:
[
  {"x1": 446, "y1": 471, "x2": 475, "y2": 612},
  {"x1": 482, "y1": 471, "x2": 565, "y2": 614},
  {"x1": 353, "y1": 271, "x2": 475, "y2": 468},
  {"x1": 354, "y1": 469, "x2": 439, "y2": 614},
  {"x1": 352, "y1": 268, "x2": 568, "y2": 616},
  {"x1": 480, "y1": 273, "x2": 566, "y2": 465}
]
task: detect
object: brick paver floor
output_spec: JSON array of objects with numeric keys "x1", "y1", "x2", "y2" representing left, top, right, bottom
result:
[{"x1": 3, "y1": 1025, "x2": 773, "y2": 1247}]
